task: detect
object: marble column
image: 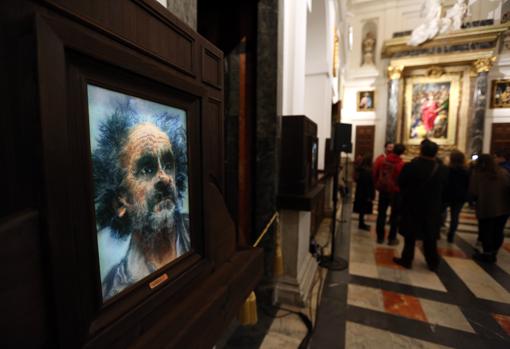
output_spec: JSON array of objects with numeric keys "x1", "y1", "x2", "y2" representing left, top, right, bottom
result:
[
  {"x1": 165, "y1": 0, "x2": 197, "y2": 29},
  {"x1": 468, "y1": 57, "x2": 495, "y2": 156},
  {"x1": 256, "y1": 0, "x2": 279, "y2": 285},
  {"x1": 385, "y1": 66, "x2": 403, "y2": 144}
]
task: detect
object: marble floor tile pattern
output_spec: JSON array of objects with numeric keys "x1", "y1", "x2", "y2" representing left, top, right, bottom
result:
[
  {"x1": 345, "y1": 322, "x2": 453, "y2": 349},
  {"x1": 442, "y1": 256, "x2": 510, "y2": 304},
  {"x1": 347, "y1": 284, "x2": 474, "y2": 333},
  {"x1": 493, "y1": 314, "x2": 510, "y2": 336},
  {"x1": 349, "y1": 228, "x2": 447, "y2": 292},
  {"x1": 457, "y1": 232, "x2": 510, "y2": 276},
  {"x1": 346, "y1": 206, "x2": 510, "y2": 348},
  {"x1": 223, "y1": 205, "x2": 510, "y2": 348}
]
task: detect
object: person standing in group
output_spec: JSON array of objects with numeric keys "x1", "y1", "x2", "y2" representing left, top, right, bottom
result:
[
  {"x1": 373, "y1": 142, "x2": 394, "y2": 167},
  {"x1": 469, "y1": 154, "x2": 510, "y2": 263},
  {"x1": 495, "y1": 149, "x2": 510, "y2": 174},
  {"x1": 353, "y1": 154, "x2": 375, "y2": 231},
  {"x1": 373, "y1": 143, "x2": 406, "y2": 245},
  {"x1": 394, "y1": 140, "x2": 448, "y2": 271},
  {"x1": 443, "y1": 150, "x2": 470, "y2": 243}
]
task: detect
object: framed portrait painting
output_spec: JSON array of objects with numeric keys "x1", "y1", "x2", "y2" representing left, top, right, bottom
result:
[
  {"x1": 87, "y1": 84, "x2": 191, "y2": 302},
  {"x1": 357, "y1": 90, "x2": 375, "y2": 111},
  {"x1": 491, "y1": 80, "x2": 510, "y2": 108},
  {"x1": 403, "y1": 74, "x2": 461, "y2": 145}
]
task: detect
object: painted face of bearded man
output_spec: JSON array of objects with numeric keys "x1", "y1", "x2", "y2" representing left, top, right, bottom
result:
[{"x1": 118, "y1": 123, "x2": 179, "y2": 260}]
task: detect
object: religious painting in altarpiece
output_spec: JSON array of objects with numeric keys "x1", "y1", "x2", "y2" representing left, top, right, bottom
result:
[{"x1": 403, "y1": 74, "x2": 461, "y2": 146}]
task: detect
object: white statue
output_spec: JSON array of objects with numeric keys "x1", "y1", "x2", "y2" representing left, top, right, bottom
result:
[
  {"x1": 361, "y1": 32, "x2": 376, "y2": 66},
  {"x1": 408, "y1": 0, "x2": 443, "y2": 46},
  {"x1": 407, "y1": 0, "x2": 502, "y2": 46},
  {"x1": 408, "y1": 0, "x2": 488, "y2": 46},
  {"x1": 439, "y1": 0, "x2": 468, "y2": 34}
]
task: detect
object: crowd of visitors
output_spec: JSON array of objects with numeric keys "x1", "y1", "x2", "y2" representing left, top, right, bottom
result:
[{"x1": 353, "y1": 140, "x2": 510, "y2": 269}]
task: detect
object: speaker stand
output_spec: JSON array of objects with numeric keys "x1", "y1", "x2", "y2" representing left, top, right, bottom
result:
[{"x1": 319, "y1": 151, "x2": 348, "y2": 271}]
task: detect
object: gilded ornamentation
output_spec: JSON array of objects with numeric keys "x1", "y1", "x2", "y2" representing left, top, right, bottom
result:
[
  {"x1": 333, "y1": 29, "x2": 340, "y2": 77},
  {"x1": 404, "y1": 144, "x2": 458, "y2": 159},
  {"x1": 427, "y1": 66, "x2": 445, "y2": 78},
  {"x1": 473, "y1": 56, "x2": 496, "y2": 74},
  {"x1": 388, "y1": 65, "x2": 404, "y2": 80}
]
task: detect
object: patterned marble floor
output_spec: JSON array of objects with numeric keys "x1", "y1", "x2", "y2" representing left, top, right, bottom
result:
[
  {"x1": 344, "y1": 207, "x2": 510, "y2": 348},
  {"x1": 221, "y1": 204, "x2": 510, "y2": 348}
]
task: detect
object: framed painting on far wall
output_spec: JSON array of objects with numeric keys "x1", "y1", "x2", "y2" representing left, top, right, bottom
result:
[
  {"x1": 403, "y1": 74, "x2": 461, "y2": 145},
  {"x1": 491, "y1": 80, "x2": 510, "y2": 108},
  {"x1": 357, "y1": 90, "x2": 375, "y2": 111}
]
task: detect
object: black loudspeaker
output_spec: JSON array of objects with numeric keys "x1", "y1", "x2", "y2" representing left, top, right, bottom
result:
[
  {"x1": 324, "y1": 138, "x2": 336, "y2": 175},
  {"x1": 334, "y1": 123, "x2": 352, "y2": 153},
  {"x1": 279, "y1": 115, "x2": 318, "y2": 195}
]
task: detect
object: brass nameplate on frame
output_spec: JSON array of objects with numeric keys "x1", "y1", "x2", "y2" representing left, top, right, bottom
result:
[{"x1": 149, "y1": 273, "x2": 169, "y2": 289}]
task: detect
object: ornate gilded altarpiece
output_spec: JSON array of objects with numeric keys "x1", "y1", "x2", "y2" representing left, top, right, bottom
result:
[{"x1": 382, "y1": 22, "x2": 510, "y2": 157}]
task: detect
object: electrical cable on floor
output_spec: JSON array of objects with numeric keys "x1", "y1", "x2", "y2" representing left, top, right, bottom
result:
[
  {"x1": 298, "y1": 266, "x2": 326, "y2": 349},
  {"x1": 299, "y1": 201, "x2": 346, "y2": 348},
  {"x1": 258, "y1": 266, "x2": 325, "y2": 348},
  {"x1": 259, "y1": 211, "x2": 339, "y2": 348}
]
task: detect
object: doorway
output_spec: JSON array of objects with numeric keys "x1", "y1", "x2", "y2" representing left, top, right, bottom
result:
[
  {"x1": 355, "y1": 125, "x2": 375, "y2": 161},
  {"x1": 490, "y1": 123, "x2": 510, "y2": 154}
]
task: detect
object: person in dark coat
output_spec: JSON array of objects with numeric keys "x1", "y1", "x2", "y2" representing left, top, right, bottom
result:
[
  {"x1": 469, "y1": 154, "x2": 510, "y2": 263},
  {"x1": 444, "y1": 150, "x2": 470, "y2": 243},
  {"x1": 394, "y1": 140, "x2": 448, "y2": 271},
  {"x1": 353, "y1": 154, "x2": 375, "y2": 230},
  {"x1": 495, "y1": 149, "x2": 510, "y2": 174}
]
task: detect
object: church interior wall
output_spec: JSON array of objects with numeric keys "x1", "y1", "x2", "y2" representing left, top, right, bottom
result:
[
  {"x1": 342, "y1": 0, "x2": 424, "y2": 158},
  {"x1": 281, "y1": 0, "x2": 308, "y2": 116},
  {"x1": 304, "y1": 73, "x2": 334, "y2": 169},
  {"x1": 304, "y1": 0, "x2": 338, "y2": 169}
]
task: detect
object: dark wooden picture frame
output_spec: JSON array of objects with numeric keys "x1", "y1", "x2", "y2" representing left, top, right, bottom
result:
[
  {"x1": 35, "y1": 12, "x2": 213, "y2": 348},
  {"x1": 2, "y1": 0, "x2": 264, "y2": 348}
]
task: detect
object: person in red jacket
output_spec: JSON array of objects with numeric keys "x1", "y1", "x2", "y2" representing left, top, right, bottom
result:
[
  {"x1": 373, "y1": 143, "x2": 406, "y2": 244},
  {"x1": 373, "y1": 142, "x2": 394, "y2": 174}
]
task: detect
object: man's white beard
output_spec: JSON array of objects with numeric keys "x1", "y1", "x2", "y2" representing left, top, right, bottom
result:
[
  {"x1": 132, "y1": 199, "x2": 177, "y2": 249},
  {"x1": 149, "y1": 205, "x2": 175, "y2": 230}
]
